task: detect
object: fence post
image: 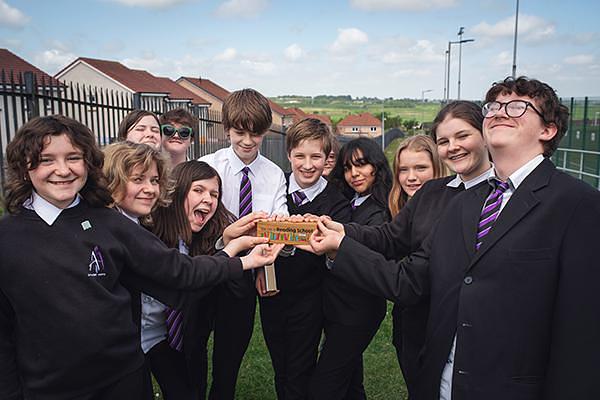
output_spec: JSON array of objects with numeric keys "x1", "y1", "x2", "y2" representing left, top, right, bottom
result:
[
  {"x1": 24, "y1": 71, "x2": 39, "y2": 119},
  {"x1": 132, "y1": 93, "x2": 141, "y2": 110}
]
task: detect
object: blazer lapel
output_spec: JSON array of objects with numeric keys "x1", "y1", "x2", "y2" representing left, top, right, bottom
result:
[{"x1": 467, "y1": 159, "x2": 554, "y2": 271}]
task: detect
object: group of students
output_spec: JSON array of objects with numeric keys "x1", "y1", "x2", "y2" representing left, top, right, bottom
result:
[{"x1": 1, "y1": 75, "x2": 598, "y2": 400}]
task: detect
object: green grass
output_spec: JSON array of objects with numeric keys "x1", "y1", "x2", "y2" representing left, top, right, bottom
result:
[
  {"x1": 153, "y1": 302, "x2": 407, "y2": 399},
  {"x1": 301, "y1": 103, "x2": 441, "y2": 125}
]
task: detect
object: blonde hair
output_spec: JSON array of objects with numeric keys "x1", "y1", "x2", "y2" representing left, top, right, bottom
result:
[
  {"x1": 103, "y1": 141, "x2": 171, "y2": 222},
  {"x1": 388, "y1": 135, "x2": 447, "y2": 217}
]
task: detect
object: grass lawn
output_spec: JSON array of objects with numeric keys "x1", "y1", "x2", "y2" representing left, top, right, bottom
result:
[
  {"x1": 153, "y1": 302, "x2": 407, "y2": 399},
  {"x1": 299, "y1": 103, "x2": 441, "y2": 125}
]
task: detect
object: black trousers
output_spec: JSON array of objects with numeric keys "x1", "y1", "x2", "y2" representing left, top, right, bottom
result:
[
  {"x1": 309, "y1": 319, "x2": 383, "y2": 400},
  {"x1": 72, "y1": 366, "x2": 145, "y2": 400},
  {"x1": 260, "y1": 289, "x2": 323, "y2": 400},
  {"x1": 146, "y1": 340, "x2": 198, "y2": 400},
  {"x1": 201, "y1": 279, "x2": 257, "y2": 400}
]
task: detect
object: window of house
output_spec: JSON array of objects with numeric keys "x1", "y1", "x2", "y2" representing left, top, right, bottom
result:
[
  {"x1": 351, "y1": 127, "x2": 359, "y2": 132},
  {"x1": 370, "y1": 126, "x2": 377, "y2": 132}
]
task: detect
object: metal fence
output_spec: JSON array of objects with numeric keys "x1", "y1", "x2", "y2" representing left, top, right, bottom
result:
[
  {"x1": 552, "y1": 97, "x2": 600, "y2": 189},
  {"x1": 0, "y1": 70, "x2": 288, "y2": 191}
]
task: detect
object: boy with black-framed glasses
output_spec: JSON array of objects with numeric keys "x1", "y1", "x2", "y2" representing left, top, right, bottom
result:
[{"x1": 160, "y1": 108, "x2": 196, "y2": 166}]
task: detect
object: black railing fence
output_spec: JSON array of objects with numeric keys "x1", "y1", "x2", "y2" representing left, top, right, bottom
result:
[{"x1": 0, "y1": 70, "x2": 289, "y2": 192}]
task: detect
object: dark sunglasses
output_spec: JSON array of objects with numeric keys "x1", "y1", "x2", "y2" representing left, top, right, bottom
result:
[{"x1": 161, "y1": 124, "x2": 193, "y2": 139}]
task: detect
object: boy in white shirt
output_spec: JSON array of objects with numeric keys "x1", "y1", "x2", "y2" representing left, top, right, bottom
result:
[{"x1": 199, "y1": 88, "x2": 287, "y2": 399}]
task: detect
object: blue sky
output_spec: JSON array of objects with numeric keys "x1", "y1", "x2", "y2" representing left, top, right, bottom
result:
[{"x1": 1, "y1": 0, "x2": 599, "y2": 100}]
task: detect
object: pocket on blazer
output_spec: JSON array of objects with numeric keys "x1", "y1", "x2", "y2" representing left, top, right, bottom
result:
[{"x1": 508, "y1": 248, "x2": 553, "y2": 262}]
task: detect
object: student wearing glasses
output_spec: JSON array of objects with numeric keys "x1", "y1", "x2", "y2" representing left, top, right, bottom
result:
[
  {"x1": 160, "y1": 109, "x2": 196, "y2": 166},
  {"x1": 308, "y1": 77, "x2": 600, "y2": 399}
]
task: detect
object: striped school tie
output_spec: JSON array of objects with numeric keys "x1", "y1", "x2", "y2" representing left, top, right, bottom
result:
[
  {"x1": 239, "y1": 167, "x2": 252, "y2": 217},
  {"x1": 166, "y1": 308, "x2": 184, "y2": 351},
  {"x1": 475, "y1": 180, "x2": 510, "y2": 251},
  {"x1": 291, "y1": 190, "x2": 307, "y2": 206}
]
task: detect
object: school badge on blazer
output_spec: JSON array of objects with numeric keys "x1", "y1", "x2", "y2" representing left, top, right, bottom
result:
[{"x1": 88, "y1": 245, "x2": 106, "y2": 277}]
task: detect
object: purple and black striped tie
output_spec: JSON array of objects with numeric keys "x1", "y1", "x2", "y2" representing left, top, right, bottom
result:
[
  {"x1": 291, "y1": 190, "x2": 307, "y2": 206},
  {"x1": 239, "y1": 167, "x2": 253, "y2": 217},
  {"x1": 166, "y1": 307, "x2": 184, "y2": 351},
  {"x1": 475, "y1": 180, "x2": 510, "y2": 251}
]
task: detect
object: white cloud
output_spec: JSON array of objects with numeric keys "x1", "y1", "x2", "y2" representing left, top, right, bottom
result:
[
  {"x1": 215, "y1": 0, "x2": 268, "y2": 18},
  {"x1": 381, "y1": 39, "x2": 441, "y2": 64},
  {"x1": 110, "y1": 0, "x2": 187, "y2": 8},
  {"x1": 122, "y1": 52, "x2": 168, "y2": 72},
  {"x1": 350, "y1": 0, "x2": 458, "y2": 11},
  {"x1": 240, "y1": 59, "x2": 276, "y2": 75},
  {"x1": 214, "y1": 48, "x2": 238, "y2": 62},
  {"x1": 564, "y1": 54, "x2": 595, "y2": 66},
  {"x1": 492, "y1": 51, "x2": 512, "y2": 66},
  {"x1": 330, "y1": 28, "x2": 368, "y2": 53},
  {"x1": 0, "y1": 0, "x2": 29, "y2": 28},
  {"x1": 284, "y1": 44, "x2": 304, "y2": 62},
  {"x1": 472, "y1": 14, "x2": 555, "y2": 44},
  {"x1": 34, "y1": 49, "x2": 77, "y2": 74}
]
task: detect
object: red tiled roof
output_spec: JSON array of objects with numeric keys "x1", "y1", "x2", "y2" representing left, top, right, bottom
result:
[
  {"x1": 56, "y1": 57, "x2": 209, "y2": 105},
  {"x1": 0, "y1": 48, "x2": 61, "y2": 85},
  {"x1": 154, "y1": 77, "x2": 210, "y2": 105},
  {"x1": 178, "y1": 76, "x2": 231, "y2": 102},
  {"x1": 268, "y1": 100, "x2": 291, "y2": 116},
  {"x1": 286, "y1": 107, "x2": 308, "y2": 121},
  {"x1": 337, "y1": 112, "x2": 381, "y2": 127}
]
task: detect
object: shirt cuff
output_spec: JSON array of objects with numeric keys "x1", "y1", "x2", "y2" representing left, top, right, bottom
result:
[{"x1": 215, "y1": 236, "x2": 225, "y2": 250}]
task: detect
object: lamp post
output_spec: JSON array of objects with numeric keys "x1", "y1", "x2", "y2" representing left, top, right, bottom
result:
[
  {"x1": 512, "y1": 0, "x2": 520, "y2": 78},
  {"x1": 443, "y1": 50, "x2": 449, "y2": 102},
  {"x1": 381, "y1": 99, "x2": 385, "y2": 151},
  {"x1": 446, "y1": 37, "x2": 474, "y2": 101},
  {"x1": 457, "y1": 27, "x2": 474, "y2": 100}
]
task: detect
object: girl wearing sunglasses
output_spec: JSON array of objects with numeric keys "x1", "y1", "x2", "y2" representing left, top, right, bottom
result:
[{"x1": 159, "y1": 108, "x2": 196, "y2": 166}]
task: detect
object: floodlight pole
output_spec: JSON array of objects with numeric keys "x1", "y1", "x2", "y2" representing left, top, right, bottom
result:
[{"x1": 512, "y1": 0, "x2": 520, "y2": 78}]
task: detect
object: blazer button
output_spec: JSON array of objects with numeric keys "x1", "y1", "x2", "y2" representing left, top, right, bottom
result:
[{"x1": 463, "y1": 276, "x2": 473, "y2": 285}]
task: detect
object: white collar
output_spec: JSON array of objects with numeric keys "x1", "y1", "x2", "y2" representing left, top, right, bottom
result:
[
  {"x1": 352, "y1": 192, "x2": 372, "y2": 207},
  {"x1": 227, "y1": 146, "x2": 261, "y2": 175},
  {"x1": 446, "y1": 167, "x2": 495, "y2": 190},
  {"x1": 23, "y1": 191, "x2": 81, "y2": 226},
  {"x1": 288, "y1": 174, "x2": 328, "y2": 202},
  {"x1": 489, "y1": 154, "x2": 544, "y2": 190}
]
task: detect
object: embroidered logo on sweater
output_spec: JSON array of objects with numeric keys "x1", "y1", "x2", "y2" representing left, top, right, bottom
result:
[{"x1": 88, "y1": 246, "x2": 106, "y2": 277}]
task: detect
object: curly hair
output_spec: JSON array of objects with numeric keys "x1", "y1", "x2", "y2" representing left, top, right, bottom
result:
[
  {"x1": 151, "y1": 161, "x2": 235, "y2": 256},
  {"x1": 102, "y1": 141, "x2": 172, "y2": 224},
  {"x1": 388, "y1": 135, "x2": 447, "y2": 217},
  {"x1": 3, "y1": 115, "x2": 112, "y2": 214},
  {"x1": 329, "y1": 137, "x2": 392, "y2": 210},
  {"x1": 484, "y1": 76, "x2": 570, "y2": 157}
]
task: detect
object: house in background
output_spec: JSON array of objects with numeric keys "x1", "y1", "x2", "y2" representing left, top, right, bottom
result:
[
  {"x1": 336, "y1": 112, "x2": 382, "y2": 137},
  {"x1": 55, "y1": 57, "x2": 211, "y2": 115},
  {"x1": 285, "y1": 107, "x2": 333, "y2": 132},
  {"x1": 177, "y1": 76, "x2": 293, "y2": 129}
]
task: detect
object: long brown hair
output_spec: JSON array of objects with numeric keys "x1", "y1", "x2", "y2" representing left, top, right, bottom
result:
[
  {"x1": 4, "y1": 115, "x2": 112, "y2": 214},
  {"x1": 151, "y1": 161, "x2": 235, "y2": 256},
  {"x1": 388, "y1": 135, "x2": 447, "y2": 217}
]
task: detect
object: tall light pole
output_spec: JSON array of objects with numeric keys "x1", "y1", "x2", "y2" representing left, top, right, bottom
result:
[
  {"x1": 381, "y1": 98, "x2": 385, "y2": 151},
  {"x1": 512, "y1": 0, "x2": 520, "y2": 78},
  {"x1": 443, "y1": 50, "x2": 449, "y2": 102},
  {"x1": 446, "y1": 37, "x2": 474, "y2": 101},
  {"x1": 457, "y1": 27, "x2": 474, "y2": 100}
]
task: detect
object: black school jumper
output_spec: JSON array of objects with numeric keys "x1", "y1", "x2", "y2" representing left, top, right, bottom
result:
[
  {"x1": 260, "y1": 177, "x2": 351, "y2": 400},
  {"x1": 0, "y1": 200, "x2": 242, "y2": 400},
  {"x1": 309, "y1": 195, "x2": 389, "y2": 400}
]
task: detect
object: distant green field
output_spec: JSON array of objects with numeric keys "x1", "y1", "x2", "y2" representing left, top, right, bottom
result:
[{"x1": 294, "y1": 102, "x2": 441, "y2": 125}]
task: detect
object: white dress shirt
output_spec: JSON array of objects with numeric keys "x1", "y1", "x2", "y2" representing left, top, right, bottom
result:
[
  {"x1": 199, "y1": 147, "x2": 288, "y2": 217},
  {"x1": 439, "y1": 156, "x2": 544, "y2": 400}
]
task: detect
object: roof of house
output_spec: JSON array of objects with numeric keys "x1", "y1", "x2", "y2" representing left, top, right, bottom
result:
[
  {"x1": 0, "y1": 48, "x2": 61, "y2": 85},
  {"x1": 56, "y1": 57, "x2": 210, "y2": 105},
  {"x1": 307, "y1": 113, "x2": 332, "y2": 126},
  {"x1": 337, "y1": 112, "x2": 381, "y2": 127},
  {"x1": 178, "y1": 76, "x2": 231, "y2": 102},
  {"x1": 285, "y1": 107, "x2": 332, "y2": 126}
]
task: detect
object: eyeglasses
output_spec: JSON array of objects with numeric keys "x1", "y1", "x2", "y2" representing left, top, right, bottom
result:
[
  {"x1": 482, "y1": 100, "x2": 547, "y2": 122},
  {"x1": 161, "y1": 124, "x2": 193, "y2": 139}
]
